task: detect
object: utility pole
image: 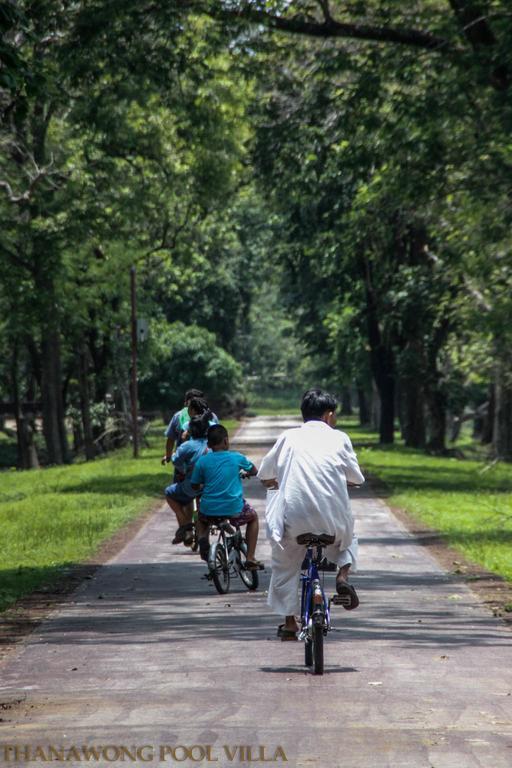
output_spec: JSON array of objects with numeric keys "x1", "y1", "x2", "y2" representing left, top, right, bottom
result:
[{"x1": 130, "y1": 266, "x2": 139, "y2": 458}]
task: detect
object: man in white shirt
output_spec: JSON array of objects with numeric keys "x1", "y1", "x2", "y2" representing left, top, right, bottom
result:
[{"x1": 258, "y1": 389, "x2": 364, "y2": 640}]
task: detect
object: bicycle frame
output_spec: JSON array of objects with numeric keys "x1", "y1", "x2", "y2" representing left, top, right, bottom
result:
[
  {"x1": 209, "y1": 522, "x2": 241, "y2": 573},
  {"x1": 206, "y1": 520, "x2": 252, "y2": 592},
  {"x1": 299, "y1": 545, "x2": 331, "y2": 641}
]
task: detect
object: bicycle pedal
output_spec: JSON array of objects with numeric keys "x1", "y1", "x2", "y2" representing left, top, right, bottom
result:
[{"x1": 331, "y1": 594, "x2": 351, "y2": 606}]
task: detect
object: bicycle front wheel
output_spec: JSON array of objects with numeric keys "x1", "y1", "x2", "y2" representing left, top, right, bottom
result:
[
  {"x1": 237, "y1": 542, "x2": 259, "y2": 591},
  {"x1": 209, "y1": 542, "x2": 230, "y2": 594}
]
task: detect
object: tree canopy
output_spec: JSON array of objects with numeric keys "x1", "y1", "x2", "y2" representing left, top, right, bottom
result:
[{"x1": 2, "y1": 0, "x2": 512, "y2": 466}]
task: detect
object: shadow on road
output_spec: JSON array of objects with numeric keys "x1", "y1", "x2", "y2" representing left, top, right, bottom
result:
[{"x1": 5, "y1": 559, "x2": 508, "y2": 651}]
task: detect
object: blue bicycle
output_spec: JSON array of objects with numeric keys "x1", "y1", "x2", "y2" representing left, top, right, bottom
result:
[{"x1": 297, "y1": 532, "x2": 347, "y2": 675}]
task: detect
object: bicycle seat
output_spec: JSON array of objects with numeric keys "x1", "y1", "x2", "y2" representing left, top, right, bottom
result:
[
  {"x1": 296, "y1": 533, "x2": 335, "y2": 547},
  {"x1": 207, "y1": 517, "x2": 236, "y2": 533}
]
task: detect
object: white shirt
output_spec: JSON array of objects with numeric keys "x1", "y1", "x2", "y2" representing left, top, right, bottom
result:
[{"x1": 258, "y1": 420, "x2": 364, "y2": 546}]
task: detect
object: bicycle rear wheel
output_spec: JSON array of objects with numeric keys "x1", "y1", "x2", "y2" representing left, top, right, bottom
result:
[
  {"x1": 237, "y1": 542, "x2": 259, "y2": 591},
  {"x1": 209, "y1": 542, "x2": 230, "y2": 594},
  {"x1": 305, "y1": 634, "x2": 313, "y2": 666},
  {"x1": 312, "y1": 624, "x2": 324, "y2": 675}
]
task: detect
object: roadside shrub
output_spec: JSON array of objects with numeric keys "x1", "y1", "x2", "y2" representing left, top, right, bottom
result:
[{"x1": 139, "y1": 321, "x2": 243, "y2": 414}]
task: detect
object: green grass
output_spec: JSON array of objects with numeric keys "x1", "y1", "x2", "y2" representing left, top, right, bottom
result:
[
  {"x1": 246, "y1": 388, "x2": 302, "y2": 416},
  {"x1": 0, "y1": 419, "x2": 240, "y2": 611},
  {"x1": 340, "y1": 418, "x2": 512, "y2": 582}
]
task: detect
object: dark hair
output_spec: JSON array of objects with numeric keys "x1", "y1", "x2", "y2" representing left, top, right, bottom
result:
[
  {"x1": 207, "y1": 424, "x2": 228, "y2": 447},
  {"x1": 189, "y1": 413, "x2": 209, "y2": 439},
  {"x1": 188, "y1": 396, "x2": 210, "y2": 416},
  {"x1": 185, "y1": 388, "x2": 204, "y2": 403},
  {"x1": 300, "y1": 388, "x2": 338, "y2": 422}
]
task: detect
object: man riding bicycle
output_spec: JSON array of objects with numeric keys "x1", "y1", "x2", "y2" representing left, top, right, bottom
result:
[{"x1": 258, "y1": 389, "x2": 364, "y2": 640}]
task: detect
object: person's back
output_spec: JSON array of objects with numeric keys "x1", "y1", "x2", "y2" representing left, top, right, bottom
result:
[
  {"x1": 172, "y1": 436, "x2": 209, "y2": 497},
  {"x1": 259, "y1": 418, "x2": 363, "y2": 545}
]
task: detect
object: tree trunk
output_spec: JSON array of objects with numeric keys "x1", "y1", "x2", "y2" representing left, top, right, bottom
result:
[
  {"x1": 78, "y1": 342, "x2": 96, "y2": 460},
  {"x1": 480, "y1": 384, "x2": 495, "y2": 444},
  {"x1": 401, "y1": 376, "x2": 426, "y2": 448},
  {"x1": 365, "y1": 303, "x2": 395, "y2": 443},
  {"x1": 425, "y1": 384, "x2": 446, "y2": 453},
  {"x1": 493, "y1": 362, "x2": 512, "y2": 460},
  {"x1": 32, "y1": 243, "x2": 69, "y2": 465},
  {"x1": 340, "y1": 387, "x2": 352, "y2": 415},
  {"x1": 378, "y1": 373, "x2": 395, "y2": 444},
  {"x1": 40, "y1": 328, "x2": 68, "y2": 464},
  {"x1": 11, "y1": 343, "x2": 39, "y2": 469},
  {"x1": 363, "y1": 262, "x2": 395, "y2": 444},
  {"x1": 370, "y1": 380, "x2": 380, "y2": 431},
  {"x1": 357, "y1": 384, "x2": 370, "y2": 426}
]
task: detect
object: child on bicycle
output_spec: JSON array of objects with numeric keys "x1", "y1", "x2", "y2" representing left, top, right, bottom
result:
[
  {"x1": 161, "y1": 388, "x2": 204, "y2": 464},
  {"x1": 164, "y1": 411, "x2": 210, "y2": 546},
  {"x1": 190, "y1": 424, "x2": 263, "y2": 569}
]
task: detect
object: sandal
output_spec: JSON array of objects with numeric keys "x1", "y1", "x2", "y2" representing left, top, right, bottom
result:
[
  {"x1": 245, "y1": 559, "x2": 265, "y2": 571},
  {"x1": 172, "y1": 525, "x2": 187, "y2": 544},
  {"x1": 335, "y1": 578, "x2": 360, "y2": 610},
  {"x1": 183, "y1": 524, "x2": 195, "y2": 547},
  {"x1": 198, "y1": 537, "x2": 210, "y2": 562},
  {"x1": 277, "y1": 624, "x2": 298, "y2": 641}
]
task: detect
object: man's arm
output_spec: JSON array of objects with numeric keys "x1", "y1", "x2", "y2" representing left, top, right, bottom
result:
[
  {"x1": 339, "y1": 434, "x2": 365, "y2": 485},
  {"x1": 258, "y1": 439, "x2": 284, "y2": 489},
  {"x1": 257, "y1": 434, "x2": 285, "y2": 487}
]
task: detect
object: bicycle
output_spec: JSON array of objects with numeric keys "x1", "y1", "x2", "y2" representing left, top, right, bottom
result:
[
  {"x1": 297, "y1": 532, "x2": 348, "y2": 675},
  {"x1": 205, "y1": 517, "x2": 261, "y2": 595}
]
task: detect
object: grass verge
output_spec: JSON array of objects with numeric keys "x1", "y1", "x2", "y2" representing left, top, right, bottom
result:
[
  {"x1": 341, "y1": 417, "x2": 512, "y2": 583},
  {"x1": 0, "y1": 419, "x2": 239, "y2": 612}
]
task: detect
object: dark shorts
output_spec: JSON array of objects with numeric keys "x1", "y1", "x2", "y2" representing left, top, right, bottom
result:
[
  {"x1": 198, "y1": 499, "x2": 257, "y2": 527},
  {"x1": 165, "y1": 481, "x2": 195, "y2": 506}
]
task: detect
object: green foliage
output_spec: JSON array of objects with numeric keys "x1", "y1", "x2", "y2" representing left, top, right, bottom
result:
[{"x1": 139, "y1": 322, "x2": 244, "y2": 412}]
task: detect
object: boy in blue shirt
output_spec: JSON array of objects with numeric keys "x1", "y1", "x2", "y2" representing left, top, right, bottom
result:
[
  {"x1": 191, "y1": 424, "x2": 263, "y2": 569},
  {"x1": 165, "y1": 414, "x2": 209, "y2": 546}
]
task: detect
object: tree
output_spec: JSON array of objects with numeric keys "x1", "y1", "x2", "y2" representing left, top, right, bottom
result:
[{"x1": 139, "y1": 321, "x2": 243, "y2": 414}]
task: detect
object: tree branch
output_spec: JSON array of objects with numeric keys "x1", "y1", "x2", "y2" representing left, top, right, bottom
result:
[
  {"x1": 211, "y1": 3, "x2": 456, "y2": 53},
  {"x1": 0, "y1": 155, "x2": 66, "y2": 204},
  {"x1": 144, "y1": 201, "x2": 195, "y2": 258}
]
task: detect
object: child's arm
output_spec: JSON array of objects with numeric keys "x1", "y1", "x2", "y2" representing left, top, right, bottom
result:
[
  {"x1": 238, "y1": 453, "x2": 258, "y2": 478},
  {"x1": 190, "y1": 458, "x2": 204, "y2": 492},
  {"x1": 172, "y1": 444, "x2": 189, "y2": 480}
]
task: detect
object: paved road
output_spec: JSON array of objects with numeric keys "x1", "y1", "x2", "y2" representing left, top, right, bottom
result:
[{"x1": 1, "y1": 417, "x2": 511, "y2": 768}]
